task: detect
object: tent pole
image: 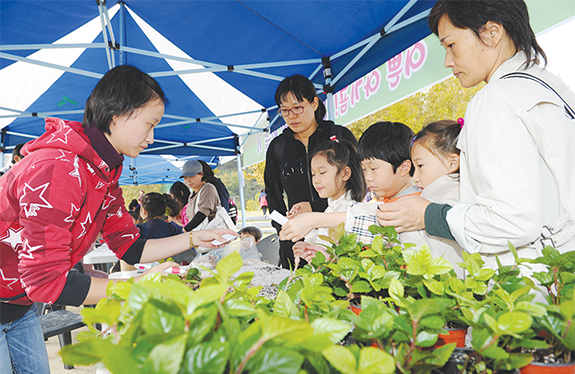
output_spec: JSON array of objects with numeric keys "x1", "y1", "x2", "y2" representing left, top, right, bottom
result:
[
  {"x1": 237, "y1": 153, "x2": 246, "y2": 229},
  {"x1": 322, "y1": 57, "x2": 335, "y2": 121},
  {"x1": 119, "y1": 2, "x2": 125, "y2": 65}
]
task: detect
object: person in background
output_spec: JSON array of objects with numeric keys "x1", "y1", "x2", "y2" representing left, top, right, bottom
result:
[
  {"x1": 181, "y1": 160, "x2": 220, "y2": 232},
  {"x1": 138, "y1": 193, "x2": 183, "y2": 239},
  {"x1": 169, "y1": 181, "x2": 191, "y2": 227},
  {"x1": 377, "y1": 0, "x2": 575, "y2": 269},
  {"x1": 258, "y1": 189, "x2": 268, "y2": 216},
  {"x1": 198, "y1": 160, "x2": 231, "y2": 213},
  {"x1": 0, "y1": 65, "x2": 235, "y2": 374},
  {"x1": 12, "y1": 143, "x2": 25, "y2": 165},
  {"x1": 264, "y1": 74, "x2": 357, "y2": 269},
  {"x1": 240, "y1": 226, "x2": 262, "y2": 243},
  {"x1": 138, "y1": 192, "x2": 195, "y2": 264}
]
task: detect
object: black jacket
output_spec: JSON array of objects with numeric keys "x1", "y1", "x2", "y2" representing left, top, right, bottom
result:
[{"x1": 264, "y1": 120, "x2": 357, "y2": 232}]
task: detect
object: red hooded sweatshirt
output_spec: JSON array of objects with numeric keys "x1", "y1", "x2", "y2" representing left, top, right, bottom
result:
[{"x1": 0, "y1": 118, "x2": 139, "y2": 306}]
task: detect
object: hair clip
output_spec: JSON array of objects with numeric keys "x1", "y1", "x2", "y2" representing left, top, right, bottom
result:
[
  {"x1": 330, "y1": 135, "x2": 339, "y2": 143},
  {"x1": 410, "y1": 134, "x2": 418, "y2": 148},
  {"x1": 457, "y1": 117, "x2": 464, "y2": 129}
]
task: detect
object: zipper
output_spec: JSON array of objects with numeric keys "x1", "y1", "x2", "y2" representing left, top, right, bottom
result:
[{"x1": 305, "y1": 146, "x2": 315, "y2": 202}]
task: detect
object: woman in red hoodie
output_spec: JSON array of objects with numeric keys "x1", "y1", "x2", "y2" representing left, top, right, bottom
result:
[{"x1": 0, "y1": 65, "x2": 236, "y2": 374}]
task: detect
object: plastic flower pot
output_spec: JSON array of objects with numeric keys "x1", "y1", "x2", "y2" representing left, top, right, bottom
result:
[
  {"x1": 433, "y1": 348, "x2": 476, "y2": 374},
  {"x1": 520, "y1": 361, "x2": 575, "y2": 374},
  {"x1": 433, "y1": 325, "x2": 468, "y2": 348},
  {"x1": 350, "y1": 304, "x2": 362, "y2": 316}
]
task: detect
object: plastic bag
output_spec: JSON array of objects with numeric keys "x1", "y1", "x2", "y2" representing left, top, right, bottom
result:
[{"x1": 192, "y1": 236, "x2": 261, "y2": 269}]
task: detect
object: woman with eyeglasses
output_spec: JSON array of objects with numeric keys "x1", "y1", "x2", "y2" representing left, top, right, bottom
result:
[{"x1": 264, "y1": 74, "x2": 357, "y2": 269}]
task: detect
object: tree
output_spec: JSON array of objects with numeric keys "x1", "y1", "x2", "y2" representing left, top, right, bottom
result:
[{"x1": 348, "y1": 76, "x2": 484, "y2": 137}]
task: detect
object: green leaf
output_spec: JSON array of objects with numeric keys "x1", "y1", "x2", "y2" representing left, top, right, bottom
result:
[
  {"x1": 81, "y1": 300, "x2": 121, "y2": 328},
  {"x1": 420, "y1": 315, "x2": 445, "y2": 329},
  {"x1": 143, "y1": 334, "x2": 186, "y2": 374},
  {"x1": 559, "y1": 299, "x2": 575, "y2": 320},
  {"x1": 475, "y1": 268, "x2": 496, "y2": 281},
  {"x1": 108, "y1": 280, "x2": 133, "y2": 300},
  {"x1": 273, "y1": 290, "x2": 298, "y2": 318},
  {"x1": 481, "y1": 344, "x2": 509, "y2": 360},
  {"x1": 506, "y1": 353, "x2": 533, "y2": 370},
  {"x1": 516, "y1": 301, "x2": 546, "y2": 317},
  {"x1": 260, "y1": 317, "x2": 313, "y2": 343},
  {"x1": 224, "y1": 298, "x2": 257, "y2": 317},
  {"x1": 389, "y1": 278, "x2": 404, "y2": 299},
  {"x1": 323, "y1": 345, "x2": 357, "y2": 374},
  {"x1": 182, "y1": 339, "x2": 229, "y2": 374},
  {"x1": 498, "y1": 311, "x2": 532, "y2": 334},
  {"x1": 415, "y1": 330, "x2": 438, "y2": 347},
  {"x1": 311, "y1": 318, "x2": 353, "y2": 344},
  {"x1": 357, "y1": 347, "x2": 395, "y2": 374},
  {"x1": 426, "y1": 343, "x2": 456, "y2": 366},
  {"x1": 404, "y1": 246, "x2": 452, "y2": 278},
  {"x1": 423, "y1": 279, "x2": 445, "y2": 296},
  {"x1": 186, "y1": 285, "x2": 227, "y2": 316},
  {"x1": 351, "y1": 280, "x2": 373, "y2": 293},
  {"x1": 215, "y1": 252, "x2": 243, "y2": 284},
  {"x1": 142, "y1": 302, "x2": 185, "y2": 338},
  {"x1": 371, "y1": 236, "x2": 384, "y2": 255},
  {"x1": 246, "y1": 347, "x2": 304, "y2": 374}
]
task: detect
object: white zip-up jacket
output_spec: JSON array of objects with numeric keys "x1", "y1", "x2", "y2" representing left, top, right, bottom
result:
[{"x1": 446, "y1": 52, "x2": 575, "y2": 269}]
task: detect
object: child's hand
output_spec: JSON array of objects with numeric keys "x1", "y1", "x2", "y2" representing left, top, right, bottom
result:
[
  {"x1": 293, "y1": 242, "x2": 330, "y2": 262},
  {"x1": 286, "y1": 201, "x2": 312, "y2": 219},
  {"x1": 279, "y1": 212, "x2": 317, "y2": 241},
  {"x1": 376, "y1": 195, "x2": 430, "y2": 233}
]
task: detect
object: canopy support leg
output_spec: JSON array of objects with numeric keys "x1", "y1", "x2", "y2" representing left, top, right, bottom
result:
[{"x1": 237, "y1": 154, "x2": 246, "y2": 228}]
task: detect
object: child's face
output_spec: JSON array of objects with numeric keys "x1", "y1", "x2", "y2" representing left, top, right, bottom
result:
[
  {"x1": 411, "y1": 143, "x2": 458, "y2": 189},
  {"x1": 311, "y1": 154, "x2": 350, "y2": 200},
  {"x1": 361, "y1": 158, "x2": 411, "y2": 200},
  {"x1": 107, "y1": 99, "x2": 164, "y2": 158},
  {"x1": 240, "y1": 233, "x2": 257, "y2": 249}
]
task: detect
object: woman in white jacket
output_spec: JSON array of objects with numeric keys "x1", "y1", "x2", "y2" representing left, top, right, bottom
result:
[{"x1": 377, "y1": 0, "x2": 575, "y2": 270}]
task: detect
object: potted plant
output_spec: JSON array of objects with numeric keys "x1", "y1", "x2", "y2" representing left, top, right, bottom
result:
[
  {"x1": 523, "y1": 246, "x2": 575, "y2": 373},
  {"x1": 60, "y1": 252, "x2": 396, "y2": 374}
]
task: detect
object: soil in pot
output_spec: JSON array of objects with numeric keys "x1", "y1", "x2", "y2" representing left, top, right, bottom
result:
[{"x1": 520, "y1": 351, "x2": 575, "y2": 374}]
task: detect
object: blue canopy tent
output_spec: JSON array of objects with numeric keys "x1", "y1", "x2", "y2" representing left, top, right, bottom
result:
[{"x1": 0, "y1": 0, "x2": 437, "y2": 225}]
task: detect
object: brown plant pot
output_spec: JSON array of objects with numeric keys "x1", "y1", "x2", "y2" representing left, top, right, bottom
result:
[
  {"x1": 520, "y1": 361, "x2": 575, "y2": 374},
  {"x1": 434, "y1": 326, "x2": 468, "y2": 348}
]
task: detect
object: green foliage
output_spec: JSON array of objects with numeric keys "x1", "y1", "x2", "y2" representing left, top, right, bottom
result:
[{"x1": 61, "y1": 252, "x2": 393, "y2": 374}]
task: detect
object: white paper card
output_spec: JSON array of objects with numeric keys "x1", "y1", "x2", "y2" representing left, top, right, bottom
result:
[
  {"x1": 270, "y1": 210, "x2": 289, "y2": 226},
  {"x1": 211, "y1": 233, "x2": 238, "y2": 246}
]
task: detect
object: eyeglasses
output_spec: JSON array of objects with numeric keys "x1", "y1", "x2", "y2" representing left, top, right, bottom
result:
[{"x1": 278, "y1": 101, "x2": 309, "y2": 118}]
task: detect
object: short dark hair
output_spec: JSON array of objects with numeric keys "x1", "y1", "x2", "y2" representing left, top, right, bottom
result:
[
  {"x1": 197, "y1": 160, "x2": 214, "y2": 182},
  {"x1": 128, "y1": 199, "x2": 140, "y2": 211},
  {"x1": 141, "y1": 192, "x2": 180, "y2": 220},
  {"x1": 240, "y1": 226, "x2": 262, "y2": 242},
  {"x1": 11, "y1": 143, "x2": 25, "y2": 164},
  {"x1": 170, "y1": 181, "x2": 191, "y2": 208},
  {"x1": 428, "y1": 0, "x2": 546, "y2": 68},
  {"x1": 358, "y1": 121, "x2": 415, "y2": 175},
  {"x1": 82, "y1": 65, "x2": 167, "y2": 134},
  {"x1": 275, "y1": 75, "x2": 326, "y2": 123},
  {"x1": 311, "y1": 139, "x2": 367, "y2": 202}
]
